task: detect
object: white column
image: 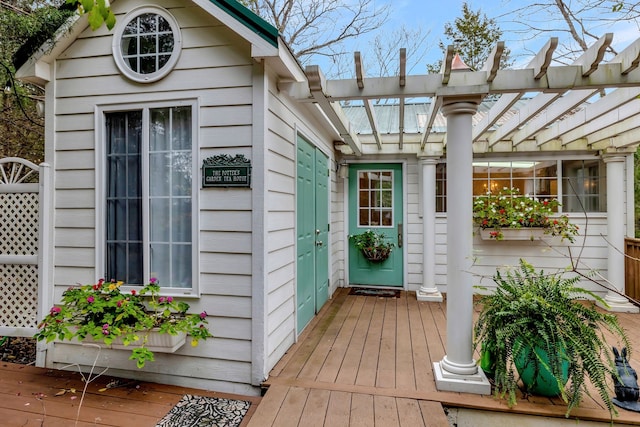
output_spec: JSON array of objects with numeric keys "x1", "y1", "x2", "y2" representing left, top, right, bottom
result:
[
  {"x1": 601, "y1": 154, "x2": 638, "y2": 313},
  {"x1": 433, "y1": 99, "x2": 491, "y2": 395},
  {"x1": 417, "y1": 156, "x2": 442, "y2": 302}
]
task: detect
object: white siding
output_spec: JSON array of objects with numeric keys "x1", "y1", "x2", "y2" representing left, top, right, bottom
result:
[
  {"x1": 262, "y1": 73, "x2": 337, "y2": 372},
  {"x1": 47, "y1": 0, "x2": 258, "y2": 394}
]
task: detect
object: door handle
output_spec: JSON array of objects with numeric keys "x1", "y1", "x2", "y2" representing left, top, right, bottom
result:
[{"x1": 397, "y1": 223, "x2": 403, "y2": 248}]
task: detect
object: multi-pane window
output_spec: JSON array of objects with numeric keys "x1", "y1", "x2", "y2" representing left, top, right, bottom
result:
[
  {"x1": 121, "y1": 13, "x2": 175, "y2": 75},
  {"x1": 472, "y1": 161, "x2": 558, "y2": 200},
  {"x1": 562, "y1": 159, "x2": 606, "y2": 212},
  {"x1": 435, "y1": 159, "x2": 606, "y2": 213},
  {"x1": 112, "y1": 7, "x2": 182, "y2": 83},
  {"x1": 358, "y1": 170, "x2": 394, "y2": 227},
  {"x1": 105, "y1": 106, "x2": 194, "y2": 288},
  {"x1": 435, "y1": 163, "x2": 446, "y2": 212}
]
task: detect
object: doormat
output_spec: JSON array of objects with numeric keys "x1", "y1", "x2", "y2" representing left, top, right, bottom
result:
[
  {"x1": 156, "y1": 394, "x2": 251, "y2": 427},
  {"x1": 349, "y1": 287, "x2": 400, "y2": 298}
]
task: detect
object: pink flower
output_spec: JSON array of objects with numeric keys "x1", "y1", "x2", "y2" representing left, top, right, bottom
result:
[
  {"x1": 87, "y1": 296, "x2": 94, "y2": 303},
  {"x1": 149, "y1": 277, "x2": 158, "y2": 284},
  {"x1": 158, "y1": 297, "x2": 165, "y2": 304},
  {"x1": 50, "y1": 306, "x2": 61, "y2": 316},
  {"x1": 131, "y1": 290, "x2": 136, "y2": 296},
  {"x1": 199, "y1": 311, "x2": 207, "y2": 319},
  {"x1": 166, "y1": 296, "x2": 173, "y2": 303},
  {"x1": 117, "y1": 300, "x2": 123, "y2": 307}
]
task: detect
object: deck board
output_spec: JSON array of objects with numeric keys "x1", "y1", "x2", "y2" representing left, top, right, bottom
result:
[
  {"x1": 5, "y1": 287, "x2": 640, "y2": 426},
  {"x1": 376, "y1": 297, "x2": 397, "y2": 388},
  {"x1": 355, "y1": 297, "x2": 385, "y2": 387},
  {"x1": 257, "y1": 287, "x2": 640, "y2": 426},
  {"x1": 0, "y1": 361, "x2": 260, "y2": 426},
  {"x1": 335, "y1": 294, "x2": 375, "y2": 384}
]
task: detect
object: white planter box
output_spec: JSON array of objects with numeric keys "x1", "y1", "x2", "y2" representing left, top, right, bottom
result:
[
  {"x1": 80, "y1": 330, "x2": 187, "y2": 353},
  {"x1": 480, "y1": 228, "x2": 549, "y2": 241}
]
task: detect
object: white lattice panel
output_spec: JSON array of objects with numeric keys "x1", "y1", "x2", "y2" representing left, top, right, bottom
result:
[
  {"x1": 0, "y1": 264, "x2": 38, "y2": 328},
  {"x1": 0, "y1": 158, "x2": 41, "y2": 336},
  {"x1": 0, "y1": 193, "x2": 39, "y2": 256}
]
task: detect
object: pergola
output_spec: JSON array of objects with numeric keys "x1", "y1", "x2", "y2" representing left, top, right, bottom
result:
[{"x1": 286, "y1": 33, "x2": 640, "y2": 394}]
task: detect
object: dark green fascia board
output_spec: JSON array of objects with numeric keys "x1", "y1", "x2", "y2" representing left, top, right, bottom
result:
[{"x1": 210, "y1": 0, "x2": 279, "y2": 48}]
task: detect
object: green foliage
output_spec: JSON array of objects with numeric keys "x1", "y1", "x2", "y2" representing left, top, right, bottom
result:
[
  {"x1": 349, "y1": 229, "x2": 394, "y2": 252},
  {"x1": 472, "y1": 187, "x2": 579, "y2": 242},
  {"x1": 427, "y1": 2, "x2": 511, "y2": 73},
  {"x1": 474, "y1": 260, "x2": 631, "y2": 418},
  {"x1": 34, "y1": 279, "x2": 213, "y2": 368},
  {"x1": 72, "y1": 0, "x2": 115, "y2": 30},
  {"x1": 0, "y1": 3, "x2": 75, "y2": 162}
]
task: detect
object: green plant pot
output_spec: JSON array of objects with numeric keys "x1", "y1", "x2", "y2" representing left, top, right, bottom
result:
[
  {"x1": 479, "y1": 342, "x2": 496, "y2": 377},
  {"x1": 515, "y1": 341, "x2": 569, "y2": 396}
]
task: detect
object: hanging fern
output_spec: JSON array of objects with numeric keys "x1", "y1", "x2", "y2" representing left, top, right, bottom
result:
[{"x1": 474, "y1": 259, "x2": 631, "y2": 419}]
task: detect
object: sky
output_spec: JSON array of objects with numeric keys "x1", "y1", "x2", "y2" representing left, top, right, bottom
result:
[{"x1": 329, "y1": 0, "x2": 640, "y2": 73}]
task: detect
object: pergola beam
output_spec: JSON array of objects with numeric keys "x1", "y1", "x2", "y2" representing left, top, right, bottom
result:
[
  {"x1": 292, "y1": 34, "x2": 640, "y2": 156},
  {"x1": 355, "y1": 52, "x2": 382, "y2": 149},
  {"x1": 537, "y1": 86, "x2": 640, "y2": 146},
  {"x1": 399, "y1": 48, "x2": 406, "y2": 149},
  {"x1": 473, "y1": 38, "x2": 557, "y2": 141},
  {"x1": 480, "y1": 41, "x2": 504, "y2": 82},
  {"x1": 598, "y1": 128, "x2": 640, "y2": 148},
  {"x1": 586, "y1": 111, "x2": 640, "y2": 146},
  {"x1": 488, "y1": 33, "x2": 613, "y2": 147},
  {"x1": 510, "y1": 89, "x2": 597, "y2": 146},
  {"x1": 305, "y1": 65, "x2": 363, "y2": 156}
]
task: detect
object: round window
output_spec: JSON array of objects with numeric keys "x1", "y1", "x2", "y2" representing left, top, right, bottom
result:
[{"x1": 112, "y1": 7, "x2": 182, "y2": 83}]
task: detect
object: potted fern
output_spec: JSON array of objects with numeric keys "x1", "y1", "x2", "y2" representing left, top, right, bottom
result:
[{"x1": 474, "y1": 260, "x2": 631, "y2": 418}]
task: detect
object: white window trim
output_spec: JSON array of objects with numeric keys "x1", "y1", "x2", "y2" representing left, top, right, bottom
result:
[
  {"x1": 356, "y1": 168, "x2": 395, "y2": 229},
  {"x1": 111, "y1": 6, "x2": 183, "y2": 83},
  {"x1": 95, "y1": 99, "x2": 199, "y2": 296}
]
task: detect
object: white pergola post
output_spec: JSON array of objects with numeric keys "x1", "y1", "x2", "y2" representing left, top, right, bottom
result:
[
  {"x1": 433, "y1": 98, "x2": 490, "y2": 394},
  {"x1": 601, "y1": 154, "x2": 639, "y2": 313},
  {"x1": 417, "y1": 156, "x2": 443, "y2": 302}
]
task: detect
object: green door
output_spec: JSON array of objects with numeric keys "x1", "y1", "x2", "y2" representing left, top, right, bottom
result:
[
  {"x1": 296, "y1": 136, "x2": 329, "y2": 333},
  {"x1": 348, "y1": 164, "x2": 403, "y2": 287}
]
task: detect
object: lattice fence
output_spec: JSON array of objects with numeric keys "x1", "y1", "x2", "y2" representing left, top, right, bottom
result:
[{"x1": 0, "y1": 158, "x2": 43, "y2": 336}]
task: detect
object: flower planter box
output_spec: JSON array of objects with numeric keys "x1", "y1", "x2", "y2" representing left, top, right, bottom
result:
[
  {"x1": 80, "y1": 330, "x2": 187, "y2": 353},
  {"x1": 480, "y1": 228, "x2": 548, "y2": 241}
]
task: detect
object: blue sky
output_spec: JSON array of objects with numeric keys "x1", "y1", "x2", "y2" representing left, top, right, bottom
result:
[{"x1": 343, "y1": 0, "x2": 640, "y2": 71}]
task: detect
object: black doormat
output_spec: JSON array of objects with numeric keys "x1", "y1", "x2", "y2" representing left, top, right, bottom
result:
[
  {"x1": 156, "y1": 394, "x2": 251, "y2": 427},
  {"x1": 349, "y1": 287, "x2": 400, "y2": 298}
]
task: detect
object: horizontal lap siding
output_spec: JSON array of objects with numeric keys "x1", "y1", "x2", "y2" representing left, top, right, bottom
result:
[
  {"x1": 49, "y1": 0, "x2": 255, "y2": 393},
  {"x1": 433, "y1": 216, "x2": 611, "y2": 296},
  {"x1": 264, "y1": 78, "x2": 337, "y2": 371}
]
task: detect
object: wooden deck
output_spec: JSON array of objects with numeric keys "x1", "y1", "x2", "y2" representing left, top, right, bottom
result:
[
  {"x1": 0, "y1": 362, "x2": 260, "y2": 426},
  {"x1": 249, "y1": 288, "x2": 640, "y2": 426},
  {"x1": 3, "y1": 288, "x2": 640, "y2": 426}
]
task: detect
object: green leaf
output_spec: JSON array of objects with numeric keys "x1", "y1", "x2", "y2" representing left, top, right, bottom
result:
[{"x1": 81, "y1": 0, "x2": 94, "y2": 12}]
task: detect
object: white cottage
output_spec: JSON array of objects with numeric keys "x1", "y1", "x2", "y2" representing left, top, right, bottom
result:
[{"x1": 15, "y1": 0, "x2": 640, "y2": 395}]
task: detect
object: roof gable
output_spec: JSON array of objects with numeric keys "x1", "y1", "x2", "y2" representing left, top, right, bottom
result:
[
  {"x1": 16, "y1": 0, "x2": 284, "y2": 85},
  {"x1": 210, "y1": 0, "x2": 278, "y2": 48}
]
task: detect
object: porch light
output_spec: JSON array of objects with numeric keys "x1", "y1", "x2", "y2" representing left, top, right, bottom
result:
[{"x1": 338, "y1": 162, "x2": 349, "y2": 179}]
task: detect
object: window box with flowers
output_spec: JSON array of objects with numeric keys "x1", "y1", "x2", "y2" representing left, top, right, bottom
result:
[
  {"x1": 34, "y1": 279, "x2": 213, "y2": 368},
  {"x1": 472, "y1": 187, "x2": 579, "y2": 242},
  {"x1": 349, "y1": 229, "x2": 395, "y2": 263}
]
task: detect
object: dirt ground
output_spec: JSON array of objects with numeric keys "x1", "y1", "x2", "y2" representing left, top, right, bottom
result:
[{"x1": 0, "y1": 336, "x2": 36, "y2": 365}]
